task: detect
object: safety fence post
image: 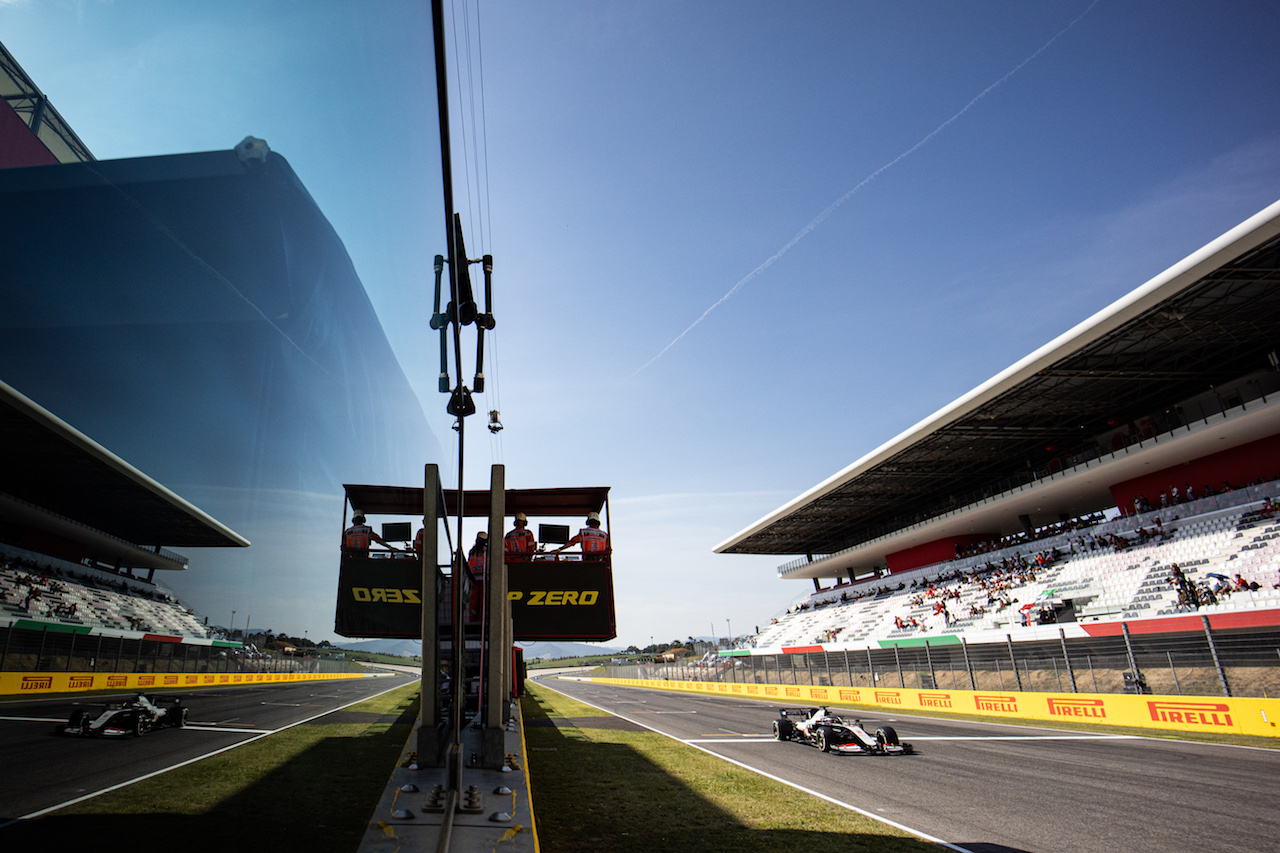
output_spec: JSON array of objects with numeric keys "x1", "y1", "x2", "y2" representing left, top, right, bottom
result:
[
  {"x1": 822, "y1": 649, "x2": 832, "y2": 686},
  {"x1": 1202, "y1": 615, "x2": 1231, "y2": 697},
  {"x1": 1167, "y1": 651, "x2": 1182, "y2": 695},
  {"x1": 1006, "y1": 634, "x2": 1023, "y2": 691},
  {"x1": 1120, "y1": 621, "x2": 1143, "y2": 691},
  {"x1": 924, "y1": 641, "x2": 936, "y2": 689},
  {"x1": 893, "y1": 644, "x2": 904, "y2": 688},
  {"x1": 35, "y1": 625, "x2": 49, "y2": 672},
  {"x1": 1059, "y1": 628, "x2": 1077, "y2": 693},
  {"x1": 961, "y1": 637, "x2": 976, "y2": 690},
  {"x1": 866, "y1": 648, "x2": 875, "y2": 686},
  {"x1": 843, "y1": 649, "x2": 853, "y2": 687}
]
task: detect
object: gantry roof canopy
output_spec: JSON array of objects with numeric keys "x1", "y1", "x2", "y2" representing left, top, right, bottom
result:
[
  {"x1": 343, "y1": 484, "x2": 610, "y2": 519},
  {"x1": 716, "y1": 199, "x2": 1280, "y2": 565},
  {"x1": 0, "y1": 379, "x2": 249, "y2": 556}
]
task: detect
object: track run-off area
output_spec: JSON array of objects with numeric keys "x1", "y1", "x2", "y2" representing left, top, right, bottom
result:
[
  {"x1": 0, "y1": 671, "x2": 417, "y2": 826},
  {"x1": 537, "y1": 675, "x2": 1280, "y2": 853}
]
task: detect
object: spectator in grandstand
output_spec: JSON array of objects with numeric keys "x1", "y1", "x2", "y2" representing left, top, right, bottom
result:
[
  {"x1": 1234, "y1": 573, "x2": 1260, "y2": 592},
  {"x1": 556, "y1": 512, "x2": 610, "y2": 558},
  {"x1": 342, "y1": 513, "x2": 396, "y2": 555},
  {"x1": 503, "y1": 513, "x2": 537, "y2": 562}
]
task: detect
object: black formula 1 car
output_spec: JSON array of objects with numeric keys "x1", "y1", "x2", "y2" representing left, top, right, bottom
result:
[
  {"x1": 772, "y1": 707, "x2": 913, "y2": 755},
  {"x1": 60, "y1": 694, "x2": 188, "y2": 737}
]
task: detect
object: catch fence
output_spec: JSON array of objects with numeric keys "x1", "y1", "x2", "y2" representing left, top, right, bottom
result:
[
  {"x1": 605, "y1": 625, "x2": 1280, "y2": 699},
  {"x1": 0, "y1": 623, "x2": 361, "y2": 676}
]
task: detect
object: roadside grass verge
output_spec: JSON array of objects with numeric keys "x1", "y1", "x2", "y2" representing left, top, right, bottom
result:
[
  {"x1": 5, "y1": 682, "x2": 418, "y2": 853},
  {"x1": 522, "y1": 681, "x2": 942, "y2": 852}
]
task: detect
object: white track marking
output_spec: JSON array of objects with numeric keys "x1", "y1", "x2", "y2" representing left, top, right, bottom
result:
[
  {"x1": 538, "y1": 680, "x2": 975, "y2": 853},
  {"x1": 0, "y1": 677, "x2": 414, "y2": 828}
]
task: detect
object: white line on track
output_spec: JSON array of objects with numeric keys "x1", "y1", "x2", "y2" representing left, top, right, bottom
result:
[
  {"x1": 0, "y1": 677, "x2": 415, "y2": 829},
  {"x1": 911, "y1": 734, "x2": 1140, "y2": 741},
  {"x1": 538, "y1": 680, "x2": 974, "y2": 853},
  {"x1": 0, "y1": 716, "x2": 64, "y2": 723},
  {"x1": 686, "y1": 737, "x2": 778, "y2": 744}
]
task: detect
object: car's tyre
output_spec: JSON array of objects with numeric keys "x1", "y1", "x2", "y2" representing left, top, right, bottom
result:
[
  {"x1": 876, "y1": 726, "x2": 900, "y2": 747},
  {"x1": 172, "y1": 707, "x2": 188, "y2": 728},
  {"x1": 65, "y1": 709, "x2": 89, "y2": 735},
  {"x1": 817, "y1": 726, "x2": 831, "y2": 753},
  {"x1": 773, "y1": 719, "x2": 794, "y2": 741},
  {"x1": 134, "y1": 713, "x2": 152, "y2": 737}
]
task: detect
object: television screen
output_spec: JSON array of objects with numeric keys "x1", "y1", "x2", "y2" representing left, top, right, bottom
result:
[
  {"x1": 382, "y1": 522, "x2": 412, "y2": 542},
  {"x1": 538, "y1": 523, "x2": 570, "y2": 545}
]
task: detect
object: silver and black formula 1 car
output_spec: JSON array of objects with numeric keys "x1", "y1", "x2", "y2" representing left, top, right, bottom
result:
[
  {"x1": 60, "y1": 694, "x2": 188, "y2": 737},
  {"x1": 772, "y1": 707, "x2": 913, "y2": 755}
]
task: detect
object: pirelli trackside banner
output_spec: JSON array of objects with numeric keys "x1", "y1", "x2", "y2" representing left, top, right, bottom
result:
[
  {"x1": 0, "y1": 670, "x2": 361, "y2": 696},
  {"x1": 586, "y1": 677, "x2": 1280, "y2": 739},
  {"x1": 334, "y1": 555, "x2": 617, "y2": 641}
]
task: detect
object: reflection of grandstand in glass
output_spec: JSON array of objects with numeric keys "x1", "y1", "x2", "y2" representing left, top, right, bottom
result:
[
  {"x1": 0, "y1": 43, "x2": 439, "y2": 653},
  {"x1": 712, "y1": 199, "x2": 1280, "y2": 698}
]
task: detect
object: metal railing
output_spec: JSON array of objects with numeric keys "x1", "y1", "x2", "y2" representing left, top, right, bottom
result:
[
  {"x1": 0, "y1": 623, "x2": 363, "y2": 676},
  {"x1": 607, "y1": 624, "x2": 1280, "y2": 699}
]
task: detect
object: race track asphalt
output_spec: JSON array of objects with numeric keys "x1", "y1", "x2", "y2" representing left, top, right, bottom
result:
[
  {"x1": 538, "y1": 676, "x2": 1280, "y2": 853},
  {"x1": 0, "y1": 673, "x2": 416, "y2": 824}
]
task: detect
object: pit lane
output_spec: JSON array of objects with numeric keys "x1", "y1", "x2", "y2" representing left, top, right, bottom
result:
[
  {"x1": 0, "y1": 672, "x2": 415, "y2": 824},
  {"x1": 538, "y1": 676, "x2": 1280, "y2": 853}
]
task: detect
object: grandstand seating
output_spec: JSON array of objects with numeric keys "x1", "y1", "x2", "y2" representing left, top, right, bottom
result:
[
  {"x1": 0, "y1": 545, "x2": 214, "y2": 639},
  {"x1": 752, "y1": 484, "x2": 1280, "y2": 651}
]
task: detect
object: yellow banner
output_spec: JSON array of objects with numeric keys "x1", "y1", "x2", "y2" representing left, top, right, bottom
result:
[
  {"x1": 587, "y1": 677, "x2": 1280, "y2": 738},
  {"x1": 0, "y1": 670, "x2": 363, "y2": 696}
]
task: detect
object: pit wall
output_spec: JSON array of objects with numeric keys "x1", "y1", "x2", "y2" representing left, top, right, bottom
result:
[
  {"x1": 0, "y1": 669, "x2": 364, "y2": 696},
  {"x1": 582, "y1": 676, "x2": 1280, "y2": 739}
]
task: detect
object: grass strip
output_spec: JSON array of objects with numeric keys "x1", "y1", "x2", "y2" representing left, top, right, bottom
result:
[
  {"x1": 522, "y1": 681, "x2": 942, "y2": 852},
  {"x1": 7, "y1": 682, "x2": 419, "y2": 853}
]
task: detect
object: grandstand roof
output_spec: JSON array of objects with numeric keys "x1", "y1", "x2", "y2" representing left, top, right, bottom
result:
[
  {"x1": 0, "y1": 379, "x2": 249, "y2": 555},
  {"x1": 0, "y1": 40, "x2": 93, "y2": 164},
  {"x1": 716, "y1": 199, "x2": 1280, "y2": 574}
]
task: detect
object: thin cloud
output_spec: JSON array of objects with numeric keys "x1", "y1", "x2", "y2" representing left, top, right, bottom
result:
[{"x1": 630, "y1": 0, "x2": 1103, "y2": 379}]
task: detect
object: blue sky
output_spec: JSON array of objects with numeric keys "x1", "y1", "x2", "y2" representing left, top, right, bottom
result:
[{"x1": 4, "y1": 0, "x2": 1280, "y2": 649}]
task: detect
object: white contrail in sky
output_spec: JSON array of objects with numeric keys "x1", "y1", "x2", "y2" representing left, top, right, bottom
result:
[{"x1": 630, "y1": 0, "x2": 1103, "y2": 379}]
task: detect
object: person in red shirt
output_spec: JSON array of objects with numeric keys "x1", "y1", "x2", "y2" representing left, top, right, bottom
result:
[
  {"x1": 343, "y1": 513, "x2": 394, "y2": 555},
  {"x1": 466, "y1": 531, "x2": 488, "y2": 622},
  {"x1": 504, "y1": 512, "x2": 536, "y2": 562},
  {"x1": 556, "y1": 512, "x2": 610, "y2": 558}
]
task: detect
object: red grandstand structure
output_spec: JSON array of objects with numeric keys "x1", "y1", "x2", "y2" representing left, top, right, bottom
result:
[
  {"x1": 714, "y1": 198, "x2": 1280, "y2": 698},
  {"x1": 0, "y1": 378, "x2": 252, "y2": 672}
]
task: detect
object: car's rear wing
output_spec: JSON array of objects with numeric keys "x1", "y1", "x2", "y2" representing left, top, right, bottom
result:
[{"x1": 778, "y1": 707, "x2": 821, "y2": 718}]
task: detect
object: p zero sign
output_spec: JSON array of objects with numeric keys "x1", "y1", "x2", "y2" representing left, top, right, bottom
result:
[
  {"x1": 334, "y1": 555, "x2": 617, "y2": 641},
  {"x1": 508, "y1": 560, "x2": 616, "y2": 641},
  {"x1": 334, "y1": 556, "x2": 424, "y2": 638}
]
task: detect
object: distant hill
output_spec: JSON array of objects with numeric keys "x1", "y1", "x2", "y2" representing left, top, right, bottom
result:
[
  {"x1": 333, "y1": 639, "x2": 423, "y2": 658},
  {"x1": 513, "y1": 640, "x2": 626, "y2": 660},
  {"x1": 333, "y1": 638, "x2": 625, "y2": 660}
]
